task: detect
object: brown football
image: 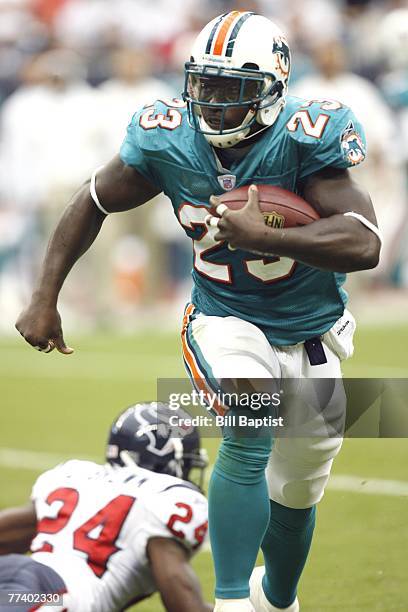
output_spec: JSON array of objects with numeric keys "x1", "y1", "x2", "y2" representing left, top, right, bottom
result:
[{"x1": 218, "y1": 184, "x2": 319, "y2": 228}]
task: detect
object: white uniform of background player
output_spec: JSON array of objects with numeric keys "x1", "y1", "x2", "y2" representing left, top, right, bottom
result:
[{"x1": 30, "y1": 460, "x2": 208, "y2": 611}]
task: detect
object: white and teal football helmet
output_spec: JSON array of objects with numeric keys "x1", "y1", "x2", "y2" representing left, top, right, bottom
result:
[{"x1": 183, "y1": 11, "x2": 291, "y2": 148}]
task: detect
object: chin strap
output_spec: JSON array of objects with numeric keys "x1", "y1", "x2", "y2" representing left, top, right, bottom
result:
[
  {"x1": 172, "y1": 438, "x2": 184, "y2": 479},
  {"x1": 257, "y1": 96, "x2": 285, "y2": 127},
  {"x1": 120, "y1": 450, "x2": 139, "y2": 473},
  {"x1": 207, "y1": 121, "x2": 272, "y2": 149},
  {"x1": 201, "y1": 96, "x2": 285, "y2": 149},
  {"x1": 241, "y1": 123, "x2": 271, "y2": 142},
  {"x1": 201, "y1": 117, "x2": 252, "y2": 148}
]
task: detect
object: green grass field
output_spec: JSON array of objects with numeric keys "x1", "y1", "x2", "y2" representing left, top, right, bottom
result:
[{"x1": 1, "y1": 325, "x2": 408, "y2": 610}]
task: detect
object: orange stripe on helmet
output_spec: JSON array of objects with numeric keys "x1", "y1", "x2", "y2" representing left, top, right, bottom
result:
[{"x1": 213, "y1": 11, "x2": 243, "y2": 56}]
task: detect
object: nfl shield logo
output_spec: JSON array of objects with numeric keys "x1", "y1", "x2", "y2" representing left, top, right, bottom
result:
[
  {"x1": 218, "y1": 174, "x2": 236, "y2": 191},
  {"x1": 263, "y1": 212, "x2": 285, "y2": 228}
]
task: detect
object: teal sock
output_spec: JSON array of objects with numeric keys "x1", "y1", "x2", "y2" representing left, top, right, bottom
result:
[
  {"x1": 261, "y1": 500, "x2": 316, "y2": 608},
  {"x1": 209, "y1": 432, "x2": 272, "y2": 599}
]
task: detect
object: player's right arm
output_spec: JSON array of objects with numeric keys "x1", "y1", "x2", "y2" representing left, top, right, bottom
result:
[
  {"x1": 15, "y1": 155, "x2": 160, "y2": 353},
  {"x1": 147, "y1": 537, "x2": 213, "y2": 612},
  {"x1": 0, "y1": 502, "x2": 37, "y2": 554}
]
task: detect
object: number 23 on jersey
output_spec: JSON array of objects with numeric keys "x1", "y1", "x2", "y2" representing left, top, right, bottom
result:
[
  {"x1": 139, "y1": 98, "x2": 185, "y2": 131},
  {"x1": 178, "y1": 203, "x2": 296, "y2": 284}
]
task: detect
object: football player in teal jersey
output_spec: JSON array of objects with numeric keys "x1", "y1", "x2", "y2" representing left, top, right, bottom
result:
[{"x1": 17, "y1": 12, "x2": 381, "y2": 612}]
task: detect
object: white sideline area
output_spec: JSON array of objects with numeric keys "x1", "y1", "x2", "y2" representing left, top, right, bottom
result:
[{"x1": 1, "y1": 447, "x2": 408, "y2": 497}]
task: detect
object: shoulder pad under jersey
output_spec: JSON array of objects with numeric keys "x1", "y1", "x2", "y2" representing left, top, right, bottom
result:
[
  {"x1": 283, "y1": 96, "x2": 367, "y2": 179},
  {"x1": 142, "y1": 483, "x2": 208, "y2": 553},
  {"x1": 120, "y1": 98, "x2": 188, "y2": 183}
]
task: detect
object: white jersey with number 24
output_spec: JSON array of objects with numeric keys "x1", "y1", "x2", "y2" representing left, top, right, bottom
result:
[{"x1": 30, "y1": 460, "x2": 208, "y2": 611}]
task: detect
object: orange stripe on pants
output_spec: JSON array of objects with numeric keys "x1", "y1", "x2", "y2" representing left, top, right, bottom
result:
[{"x1": 181, "y1": 312, "x2": 227, "y2": 417}]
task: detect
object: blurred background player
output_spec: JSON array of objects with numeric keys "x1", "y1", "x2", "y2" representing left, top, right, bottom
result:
[
  {"x1": 0, "y1": 402, "x2": 211, "y2": 612},
  {"x1": 292, "y1": 36, "x2": 406, "y2": 286},
  {"x1": 376, "y1": 7, "x2": 408, "y2": 286}
]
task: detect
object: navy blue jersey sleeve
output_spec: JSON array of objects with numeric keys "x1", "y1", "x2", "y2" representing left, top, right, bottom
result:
[{"x1": 286, "y1": 101, "x2": 367, "y2": 180}]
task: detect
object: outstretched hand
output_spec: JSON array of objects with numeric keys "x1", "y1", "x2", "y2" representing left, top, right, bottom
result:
[
  {"x1": 15, "y1": 302, "x2": 74, "y2": 355},
  {"x1": 205, "y1": 185, "x2": 268, "y2": 253}
]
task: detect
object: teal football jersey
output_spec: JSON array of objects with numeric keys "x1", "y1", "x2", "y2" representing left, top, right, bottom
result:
[{"x1": 120, "y1": 96, "x2": 366, "y2": 345}]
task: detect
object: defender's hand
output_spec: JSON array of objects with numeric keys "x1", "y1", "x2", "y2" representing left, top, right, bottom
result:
[
  {"x1": 206, "y1": 185, "x2": 268, "y2": 252},
  {"x1": 15, "y1": 302, "x2": 74, "y2": 355}
]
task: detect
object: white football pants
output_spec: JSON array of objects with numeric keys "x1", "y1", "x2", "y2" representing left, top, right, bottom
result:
[{"x1": 181, "y1": 303, "x2": 356, "y2": 509}]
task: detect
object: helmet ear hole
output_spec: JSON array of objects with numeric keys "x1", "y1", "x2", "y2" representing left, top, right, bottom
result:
[{"x1": 242, "y1": 62, "x2": 259, "y2": 70}]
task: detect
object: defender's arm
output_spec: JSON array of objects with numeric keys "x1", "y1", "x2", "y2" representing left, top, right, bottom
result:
[
  {"x1": 147, "y1": 537, "x2": 213, "y2": 612},
  {"x1": 210, "y1": 168, "x2": 381, "y2": 273},
  {"x1": 16, "y1": 156, "x2": 160, "y2": 352},
  {"x1": 0, "y1": 503, "x2": 37, "y2": 554}
]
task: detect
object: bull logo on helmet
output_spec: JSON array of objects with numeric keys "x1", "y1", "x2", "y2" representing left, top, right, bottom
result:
[{"x1": 272, "y1": 37, "x2": 291, "y2": 80}]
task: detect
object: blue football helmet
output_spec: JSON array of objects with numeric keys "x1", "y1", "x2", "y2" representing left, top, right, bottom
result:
[{"x1": 106, "y1": 402, "x2": 208, "y2": 491}]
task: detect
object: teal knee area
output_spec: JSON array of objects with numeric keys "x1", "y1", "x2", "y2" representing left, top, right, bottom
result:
[
  {"x1": 209, "y1": 469, "x2": 271, "y2": 599},
  {"x1": 215, "y1": 434, "x2": 273, "y2": 485},
  {"x1": 262, "y1": 500, "x2": 316, "y2": 608}
]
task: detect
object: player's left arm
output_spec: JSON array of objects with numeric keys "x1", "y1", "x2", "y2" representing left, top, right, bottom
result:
[
  {"x1": 147, "y1": 537, "x2": 213, "y2": 612},
  {"x1": 288, "y1": 165, "x2": 380, "y2": 271},
  {"x1": 210, "y1": 169, "x2": 381, "y2": 273},
  {"x1": 0, "y1": 502, "x2": 37, "y2": 554}
]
